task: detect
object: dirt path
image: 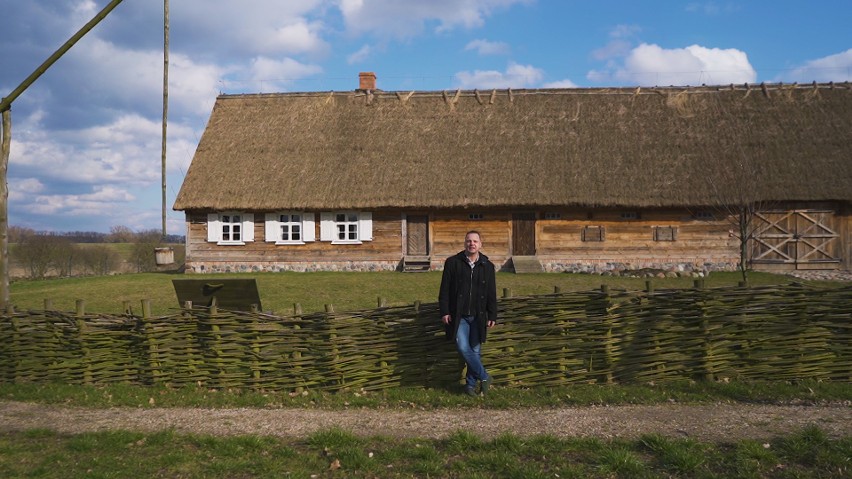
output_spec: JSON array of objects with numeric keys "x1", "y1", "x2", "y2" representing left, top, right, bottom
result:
[{"x1": 1, "y1": 401, "x2": 849, "y2": 442}]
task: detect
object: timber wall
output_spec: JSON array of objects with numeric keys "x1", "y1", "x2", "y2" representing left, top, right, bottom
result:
[
  {"x1": 183, "y1": 207, "x2": 745, "y2": 273},
  {"x1": 1, "y1": 283, "x2": 849, "y2": 391}
]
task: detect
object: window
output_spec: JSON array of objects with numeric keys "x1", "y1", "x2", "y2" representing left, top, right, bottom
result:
[
  {"x1": 320, "y1": 212, "x2": 373, "y2": 244},
  {"x1": 582, "y1": 225, "x2": 605, "y2": 242},
  {"x1": 544, "y1": 212, "x2": 562, "y2": 220},
  {"x1": 693, "y1": 210, "x2": 715, "y2": 220},
  {"x1": 653, "y1": 226, "x2": 678, "y2": 241},
  {"x1": 620, "y1": 211, "x2": 640, "y2": 220},
  {"x1": 265, "y1": 212, "x2": 316, "y2": 244},
  {"x1": 206, "y1": 212, "x2": 255, "y2": 245},
  {"x1": 468, "y1": 213, "x2": 484, "y2": 220}
]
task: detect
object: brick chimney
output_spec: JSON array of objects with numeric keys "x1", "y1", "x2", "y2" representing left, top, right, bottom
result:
[{"x1": 358, "y1": 71, "x2": 377, "y2": 91}]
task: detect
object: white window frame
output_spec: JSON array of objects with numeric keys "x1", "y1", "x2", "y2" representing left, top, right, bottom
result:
[
  {"x1": 320, "y1": 211, "x2": 373, "y2": 244},
  {"x1": 207, "y1": 212, "x2": 254, "y2": 245},
  {"x1": 265, "y1": 212, "x2": 316, "y2": 245}
]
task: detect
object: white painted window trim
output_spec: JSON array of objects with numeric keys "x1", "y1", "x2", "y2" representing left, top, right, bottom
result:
[
  {"x1": 207, "y1": 212, "x2": 254, "y2": 245},
  {"x1": 320, "y1": 211, "x2": 372, "y2": 244},
  {"x1": 265, "y1": 212, "x2": 315, "y2": 245}
]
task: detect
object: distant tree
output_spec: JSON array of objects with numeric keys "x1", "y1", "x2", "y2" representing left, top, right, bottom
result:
[
  {"x1": 15, "y1": 233, "x2": 69, "y2": 279},
  {"x1": 50, "y1": 241, "x2": 81, "y2": 277},
  {"x1": 8, "y1": 226, "x2": 36, "y2": 244},
  {"x1": 108, "y1": 225, "x2": 135, "y2": 243},
  {"x1": 129, "y1": 229, "x2": 163, "y2": 272},
  {"x1": 79, "y1": 245, "x2": 118, "y2": 276}
]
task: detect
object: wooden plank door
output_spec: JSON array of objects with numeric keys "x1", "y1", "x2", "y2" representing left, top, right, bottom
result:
[
  {"x1": 751, "y1": 209, "x2": 840, "y2": 270},
  {"x1": 512, "y1": 213, "x2": 536, "y2": 255},
  {"x1": 406, "y1": 215, "x2": 429, "y2": 256}
]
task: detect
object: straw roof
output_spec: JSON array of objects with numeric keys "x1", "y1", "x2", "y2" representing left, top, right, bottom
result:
[{"x1": 173, "y1": 83, "x2": 852, "y2": 211}]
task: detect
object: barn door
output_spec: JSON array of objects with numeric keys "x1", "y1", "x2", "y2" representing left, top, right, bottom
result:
[
  {"x1": 512, "y1": 212, "x2": 536, "y2": 255},
  {"x1": 751, "y1": 210, "x2": 840, "y2": 270},
  {"x1": 406, "y1": 215, "x2": 429, "y2": 256}
]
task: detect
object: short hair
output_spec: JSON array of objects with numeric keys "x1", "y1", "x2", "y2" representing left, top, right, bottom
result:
[{"x1": 465, "y1": 230, "x2": 482, "y2": 241}]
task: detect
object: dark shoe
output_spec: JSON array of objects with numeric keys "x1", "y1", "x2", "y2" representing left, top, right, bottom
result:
[
  {"x1": 464, "y1": 386, "x2": 477, "y2": 397},
  {"x1": 480, "y1": 377, "x2": 491, "y2": 396}
]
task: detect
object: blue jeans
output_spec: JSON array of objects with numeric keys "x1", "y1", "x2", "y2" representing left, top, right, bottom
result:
[{"x1": 456, "y1": 315, "x2": 488, "y2": 389}]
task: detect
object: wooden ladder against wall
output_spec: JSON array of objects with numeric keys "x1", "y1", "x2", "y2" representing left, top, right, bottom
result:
[
  {"x1": 402, "y1": 256, "x2": 432, "y2": 272},
  {"x1": 511, "y1": 256, "x2": 543, "y2": 274}
]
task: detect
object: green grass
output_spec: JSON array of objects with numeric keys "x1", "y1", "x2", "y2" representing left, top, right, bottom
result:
[
  {"x1": 1, "y1": 427, "x2": 848, "y2": 478},
  {"x1": 1, "y1": 380, "x2": 849, "y2": 409},
  {"x1": 9, "y1": 270, "x2": 803, "y2": 315}
]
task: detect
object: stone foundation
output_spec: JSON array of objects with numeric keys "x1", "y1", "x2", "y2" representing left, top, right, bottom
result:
[
  {"x1": 185, "y1": 260, "x2": 399, "y2": 273},
  {"x1": 539, "y1": 259, "x2": 739, "y2": 277},
  {"x1": 185, "y1": 258, "x2": 740, "y2": 275}
]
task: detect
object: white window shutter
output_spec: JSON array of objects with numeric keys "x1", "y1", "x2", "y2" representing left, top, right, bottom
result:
[
  {"x1": 207, "y1": 213, "x2": 221, "y2": 243},
  {"x1": 265, "y1": 213, "x2": 279, "y2": 242},
  {"x1": 242, "y1": 213, "x2": 255, "y2": 242},
  {"x1": 359, "y1": 212, "x2": 373, "y2": 241},
  {"x1": 320, "y1": 212, "x2": 334, "y2": 241},
  {"x1": 303, "y1": 213, "x2": 316, "y2": 242}
]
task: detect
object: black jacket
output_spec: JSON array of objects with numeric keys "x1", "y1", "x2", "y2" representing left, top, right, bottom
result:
[{"x1": 438, "y1": 251, "x2": 498, "y2": 342}]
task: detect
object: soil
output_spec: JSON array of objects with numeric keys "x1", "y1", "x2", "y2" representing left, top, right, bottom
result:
[{"x1": 1, "y1": 400, "x2": 850, "y2": 442}]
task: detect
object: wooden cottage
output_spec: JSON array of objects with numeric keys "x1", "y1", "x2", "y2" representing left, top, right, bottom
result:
[{"x1": 173, "y1": 74, "x2": 852, "y2": 274}]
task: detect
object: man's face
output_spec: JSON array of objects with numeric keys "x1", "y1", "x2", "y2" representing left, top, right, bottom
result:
[{"x1": 464, "y1": 233, "x2": 482, "y2": 256}]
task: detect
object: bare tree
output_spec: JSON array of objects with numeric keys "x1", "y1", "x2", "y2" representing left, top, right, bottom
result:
[
  {"x1": 705, "y1": 126, "x2": 775, "y2": 284},
  {"x1": 79, "y1": 245, "x2": 118, "y2": 276},
  {"x1": 14, "y1": 234, "x2": 69, "y2": 279},
  {"x1": 130, "y1": 229, "x2": 164, "y2": 272},
  {"x1": 107, "y1": 225, "x2": 135, "y2": 243}
]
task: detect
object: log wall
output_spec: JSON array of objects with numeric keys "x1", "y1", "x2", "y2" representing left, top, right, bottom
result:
[{"x1": 183, "y1": 204, "x2": 847, "y2": 273}]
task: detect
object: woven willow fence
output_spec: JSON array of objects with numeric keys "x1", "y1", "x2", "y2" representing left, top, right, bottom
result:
[{"x1": 1, "y1": 282, "x2": 850, "y2": 391}]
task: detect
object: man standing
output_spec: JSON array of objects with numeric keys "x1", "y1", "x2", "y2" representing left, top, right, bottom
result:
[{"x1": 439, "y1": 230, "x2": 498, "y2": 396}]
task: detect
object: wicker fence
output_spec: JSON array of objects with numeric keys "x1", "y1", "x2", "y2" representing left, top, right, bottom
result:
[{"x1": 1, "y1": 282, "x2": 850, "y2": 391}]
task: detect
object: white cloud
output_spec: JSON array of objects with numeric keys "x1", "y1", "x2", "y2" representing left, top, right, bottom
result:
[
  {"x1": 23, "y1": 185, "x2": 136, "y2": 217},
  {"x1": 347, "y1": 45, "x2": 373, "y2": 64},
  {"x1": 249, "y1": 19, "x2": 329, "y2": 56},
  {"x1": 338, "y1": 0, "x2": 531, "y2": 38},
  {"x1": 592, "y1": 25, "x2": 640, "y2": 61},
  {"x1": 248, "y1": 57, "x2": 323, "y2": 91},
  {"x1": 543, "y1": 79, "x2": 578, "y2": 88},
  {"x1": 781, "y1": 48, "x2": 852, "y2": 83},
  {"x1": 589, "y1": 43, "x2": 757, "y2": 86},
  {"x1": 455, "y1": 62, "x2": 543, "y2": 89},
  {"x1": 9, "y1": 178, "x2": 45, "y2": 202},
  {"x1": 465, "y1": 39, "x2": 510, "y2": 56}
]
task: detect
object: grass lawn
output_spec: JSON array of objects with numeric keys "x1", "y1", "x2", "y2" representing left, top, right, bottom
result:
[{"x1": 9, "y1": 270, "x2": 808, "y2": 315}]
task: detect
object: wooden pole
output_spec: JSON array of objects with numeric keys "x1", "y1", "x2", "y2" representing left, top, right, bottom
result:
[
  {"x1": 0, "y1": 110, "x2": 10, "y2": 307},
  {"x1": 0, "y1": 0, "x2": 126, "y2": 308},
  {"x1": 161, "y1": 0, "x2": 169, "y2": 238}
]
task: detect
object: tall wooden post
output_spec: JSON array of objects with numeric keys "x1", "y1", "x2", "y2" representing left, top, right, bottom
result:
[
  {"x1": 0, "y1": 109, "x2": 10, "y2": 307},
  {"x1": 0, "y1": 0, "x2": 126, "y2": 308},
  {"x1": 161, "y1": 0, "x2": 170, "y2": 237}
]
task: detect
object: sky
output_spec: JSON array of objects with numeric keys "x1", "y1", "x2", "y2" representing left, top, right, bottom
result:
[{"x1": 2, "y1": 0, "x2": 851, "y2": 235}]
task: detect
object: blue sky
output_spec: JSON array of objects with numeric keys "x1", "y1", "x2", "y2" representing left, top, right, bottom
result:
[{"x1": 2, "y1": 0, "x2": 850, "y2": 234}]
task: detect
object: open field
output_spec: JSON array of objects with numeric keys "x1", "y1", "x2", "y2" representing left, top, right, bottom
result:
[{"x1": 8, "y1": 270, "x2": 812, "y2": 315}]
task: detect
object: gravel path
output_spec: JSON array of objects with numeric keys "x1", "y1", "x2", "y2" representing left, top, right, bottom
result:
[{"x1": 2, "y1": 401, "x2": 850, "y2": 442}]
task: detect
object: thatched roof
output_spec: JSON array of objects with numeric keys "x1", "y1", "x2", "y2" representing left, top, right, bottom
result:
[{"x1": 173, "y1": 83, "x2": 852, "y2": 211}]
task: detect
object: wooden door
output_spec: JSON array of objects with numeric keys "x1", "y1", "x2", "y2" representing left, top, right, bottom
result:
[
  {"x1": 752, "y1": 209, "x2": 840, "y2": 270},
  {"x1": 406, "y1": 215, "x2": 429, "y2": 256},
  {"x1": 512, "y1": 213, "x2": 536, "y2": 255}
]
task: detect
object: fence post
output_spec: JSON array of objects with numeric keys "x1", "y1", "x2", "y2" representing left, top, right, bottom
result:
[
  {"x1": 292, "y1": 303, "x2": 304, "y2": 393},
  {"x1": 75, "y1": 301, "x2": 92, "y2": 385},
  {"x1": 43, "y1": 298, "x2": 52, "y2": 310},
  {"x1": 695, "y1": 281, "x2": 714, "y2": 381},
  {"x1": 601, "y1": 285, "x2": 614, "y2": 384},
  {"x1": 141, "y1": 299, "x2": 162, "y2": 384},
  {"x1": 10, "y1": 316, "x2": 20, "y2": 382}
]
